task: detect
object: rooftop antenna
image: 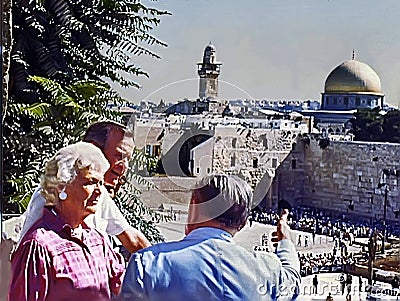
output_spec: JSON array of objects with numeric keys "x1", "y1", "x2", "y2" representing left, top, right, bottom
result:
[{"x1": 352, "y1": 49, "x2": 355, "y2": 60}]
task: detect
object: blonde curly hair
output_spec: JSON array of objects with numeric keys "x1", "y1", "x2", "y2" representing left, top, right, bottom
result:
[{"x1": 41, "y1": 142, "x2": 110, "y2": 206}]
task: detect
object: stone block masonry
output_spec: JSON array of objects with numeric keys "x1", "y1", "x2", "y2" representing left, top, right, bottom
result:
[{"x1": 274, "y1": 136, "x2": 400, "y2": 222}]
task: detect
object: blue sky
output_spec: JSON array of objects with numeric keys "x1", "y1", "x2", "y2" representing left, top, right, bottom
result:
[{"x1": 116, "y1": 0, "x2": 400, "y2": 106}]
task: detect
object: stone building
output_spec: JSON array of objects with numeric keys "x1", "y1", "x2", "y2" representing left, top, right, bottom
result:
[
  {"x1": 302, "y1": 54, "x2": 385, "y2": 137},
  {"x1": 133, "y1": 113, "x2": 309, "y2": 191},
  {"x1": 197, "y1": 43, "x2": 222, "y2": 99},
  {"x1": 164, "y1": 98, "x2": 209, "y2": 115},
  {"x1": 267, "y1": 136, "x2": 400, "y2": 222},
  {"x1": 321, "y1": 55, "x2": 384, "y2": 110},
  {"x1": 188, "y1": 119, "x2": 309, "y2": 208},
  {"x1": 163, "y1": 43, "x2": 225, "y2": 116}
]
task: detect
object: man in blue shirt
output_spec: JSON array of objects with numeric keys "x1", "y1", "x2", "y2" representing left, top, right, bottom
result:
[{"x1": 118, "y1": 174, "x2": 301, "y2": 301}]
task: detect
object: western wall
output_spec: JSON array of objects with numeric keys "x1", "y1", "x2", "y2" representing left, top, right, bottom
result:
[{"x1": 274, "y1": 136, "x2": 400, "y2": 222}]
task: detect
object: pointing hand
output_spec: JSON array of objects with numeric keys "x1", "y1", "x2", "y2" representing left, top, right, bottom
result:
[{"x1": 271, "y1": 209, "x2": 292, "y2": 243}]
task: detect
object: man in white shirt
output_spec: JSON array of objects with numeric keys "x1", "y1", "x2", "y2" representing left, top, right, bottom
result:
[{"x1": 18, "y1": 121, "x2": 151, "y2": 252}]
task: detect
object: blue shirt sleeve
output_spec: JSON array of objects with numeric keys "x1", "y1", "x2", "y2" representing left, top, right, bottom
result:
[{"x1": 117, "y1": 252, "x2": 149, "y2": 301}]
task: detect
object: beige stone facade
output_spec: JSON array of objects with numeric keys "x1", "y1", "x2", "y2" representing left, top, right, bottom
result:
[
  {"x1": 211, "y1": 127, "x2": 296, "y2": 188},
  {"x1": 133, "y1": 116, "x2": 400, "y2": 223},
  {"x1": 272, "y1": 136, "x2": 400, "y2": 222}
]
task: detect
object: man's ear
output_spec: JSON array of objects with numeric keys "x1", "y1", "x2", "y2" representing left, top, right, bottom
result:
[
  {"x1": 186, "y1": 197, "x2": 205, "y2": 235},
  {"x1": 185, "y1": 202, "x2": 196, "y2": 235}
]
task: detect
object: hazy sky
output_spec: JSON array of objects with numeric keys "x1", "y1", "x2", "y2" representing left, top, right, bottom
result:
[{"x1": 115, "y1": 0, "x2": 400, "y2": 107}]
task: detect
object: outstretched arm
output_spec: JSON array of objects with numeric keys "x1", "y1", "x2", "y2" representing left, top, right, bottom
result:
[
  {"x1": 271, "y1": 210, "x2": 301, "y2": 299},
  {"x1": 117, "y1": 226, "x2": 151, "y2": 253},
  {"x1": 96, "y1": 189, "x2": 151, "y2": 253}
]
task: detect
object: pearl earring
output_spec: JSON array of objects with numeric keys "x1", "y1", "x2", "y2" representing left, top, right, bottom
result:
[{"x1": 59, "y1": 189, "x2": 68, "y2": 201}]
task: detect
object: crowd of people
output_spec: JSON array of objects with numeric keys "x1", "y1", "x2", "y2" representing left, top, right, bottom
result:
[
  {"x1": 298, "y1": 252, "x2": 356, "y2": 277},
  {"x1": 251, "y1": 206, "x2": 399, "y2": 242},
  {"x1": 251, "y1": 205, "x2": 400, "y2": 281}
]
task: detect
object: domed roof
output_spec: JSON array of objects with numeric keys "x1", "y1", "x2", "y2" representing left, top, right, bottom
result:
[
  {"x1": 204, "y1": 42, "x2": 216, "y2": 52},
  {"x1": 324, "y1": 59, "x2": 383, "y2": 95}
]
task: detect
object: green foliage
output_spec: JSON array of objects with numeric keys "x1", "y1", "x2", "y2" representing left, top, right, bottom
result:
[
  {"x1": 9, "y1": 0, "x2": 170, "y2": 101},
  {"x1": 4, "y1": 77, "x2": 124, "y2": 210},
  {"x1": 351, "y1": 108, "x2": 400, "y2": 143},
  {"x1": 115, "y1": 183, "x2": 165, "y2": 244},
  {"x1": 131, "y1": 148, "x2": 159, "y2": 175},
  {"x1": 4, "y1": 0, "x2": 169, "y2": 242},
  {"x1": 114, "y1": 149, "x2": 171, "y2": 243},
  {"x1": 382, "y1": 110, "x2": 400, "y2": 142}
]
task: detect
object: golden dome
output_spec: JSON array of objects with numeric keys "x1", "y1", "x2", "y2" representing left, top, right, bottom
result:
[{"x1": 324, "y1": 60, "x2": 383, "y2": 95}]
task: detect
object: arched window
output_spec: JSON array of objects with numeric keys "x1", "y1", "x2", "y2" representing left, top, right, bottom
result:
[
  {"x1": 232, "y1": 137, "x2": 237, "y2": 148},
  {"x1": 253, "y1": 158, "x2": 258, "y2": 168}
]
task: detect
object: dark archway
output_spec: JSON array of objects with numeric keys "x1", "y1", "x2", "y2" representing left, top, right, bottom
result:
[{"x1": 179, "y1": 134, "x2": 212, "y2": 176}]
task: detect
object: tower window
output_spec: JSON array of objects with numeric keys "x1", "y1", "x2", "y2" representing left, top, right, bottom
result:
[
  {"x1": 232, "y1": 138, "x2": 237, "y2": 148},
  {"x1": 263, "y1": 137, "x2": 268, "y2": 148},
  {"x1": 253, "y1": 158, "x2": 258, "y2": 168},
  {"x1": 146, "y1": 145, "x2": 152, "y2": 154},
  {"x1": 153, "y1": 145, "x2": 161, "y2": 156},
  {"x1": 292, "y1": 159, "x2": 297, "y2": 169}
]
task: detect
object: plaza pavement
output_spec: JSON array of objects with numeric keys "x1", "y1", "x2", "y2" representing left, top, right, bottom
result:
[
  {"x1": 157, "y1": 216, "x2": 341, "y2": 253},
  {"x1": 156, "y1": 215, "x2": 392, "y2": 301}
]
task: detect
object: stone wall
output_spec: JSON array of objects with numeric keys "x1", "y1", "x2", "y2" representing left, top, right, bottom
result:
[
  {"x1": 274, "y1": 136, "x2": 400, "y2": 222},
  {"x1": 212, "y1": 127, "x2": 299, "y2": 188},
  {"x1": 136, "y1": 176, "x2": 197, "y2": 208}
]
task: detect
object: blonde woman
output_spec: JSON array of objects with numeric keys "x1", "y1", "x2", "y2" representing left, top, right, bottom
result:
[{"x1": 9, "y1": 142, "x2": 125, "y2": 301}]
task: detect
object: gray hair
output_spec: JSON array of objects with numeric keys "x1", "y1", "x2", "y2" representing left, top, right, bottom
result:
[
  {"x1": 41, "y1": 142, "x2": 110, "y2": 206},
  {"x1": 191, "y1": 174, "x2": 253, "y2": 229}
]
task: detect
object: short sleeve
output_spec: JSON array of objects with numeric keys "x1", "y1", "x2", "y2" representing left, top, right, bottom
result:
[
  {"x1": 9, "y1": 240, "x2": 52, "y2": 301},
  {"x1": 103, "y1": 237, "x2": 125, "y2": 296},
  {"x1": 88, "y1": 187, "x2": 130, "y2": 236}
]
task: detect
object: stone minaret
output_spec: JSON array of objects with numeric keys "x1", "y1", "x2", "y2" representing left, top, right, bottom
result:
[{"x1": 197, "y1": 42, "x2": 222, "y2": 99}]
